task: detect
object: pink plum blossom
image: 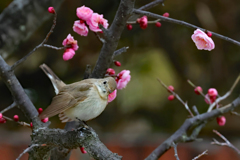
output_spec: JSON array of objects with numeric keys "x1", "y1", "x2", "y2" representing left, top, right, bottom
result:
[
  {"x1": 73, "y1": 20, "x2": 89, "y2": 36},
  {"x1": 62, "y1": 34, "x2": 79, "y2": 51},
  {"x1": 191, "y1": 29, "x2": 215, "y2": 51},
  {"x1": 87, "y1": 13, "x2": 109, "y2": 32},
  {"x1": 116, "y1": 70, "x2": 131, "y2": 90},
  {"x1": 76, "y1": 6, "x2": 93, "y2": 21},
  {"x1": 108, "y1": 89, "x2": 117, "y2": 103},
  {"x1": 63, "y1": 48, "x2": 75, "y2": 61}
]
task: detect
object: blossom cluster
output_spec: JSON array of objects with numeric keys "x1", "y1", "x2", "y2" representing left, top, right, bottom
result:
[
  {"x1": 61, "y1": 5, "x2": 109, "y2": 61},
  {"x1": 106, "y1": 69, "x2": 131, "y2": 103},
  {"x1": 74, "y1": 5, "x2": 108, "y2": 36}
]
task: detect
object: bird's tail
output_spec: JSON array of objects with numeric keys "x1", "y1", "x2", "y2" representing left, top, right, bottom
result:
[{"x1": 40, "y1": 64, "x2": 66, "y2": 95}]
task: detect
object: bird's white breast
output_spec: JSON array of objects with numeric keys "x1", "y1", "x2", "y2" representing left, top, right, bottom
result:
[{"x1": 63, "y1": 86, "x2": 108, "y2": 121}]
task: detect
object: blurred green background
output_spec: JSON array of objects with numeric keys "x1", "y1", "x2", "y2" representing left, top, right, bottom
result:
[{"x1": 1, "y1": 0, "x2": 240, "y2": 159}]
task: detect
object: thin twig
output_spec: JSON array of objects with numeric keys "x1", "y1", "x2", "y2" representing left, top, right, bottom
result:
[
  {"x1": 157, "y1": 78, "x2": 194, "y2": 117},
  {"x1": 11, "y1": 12, "x2": 58, "y2": 70},
  {"x1": 3, "y1": 115, "x2": 30, "y2": 127},
  {"x1": 1, "y1": 102, "x2": 16, "y2": 114},
  {"x1": 127, "y1": 19, "x2": 161, "y2": 24},
  {"x1": 42, "y1": 44, "x2": 65, "y2": 50},
  {"x1": 133, "y1": 9, "x2": 240, "y2": 46},
  {"x1": 212, "y1": 130, "x2": 240, "y2": 155},
  {"x1": 139, "y1": 0, "x2": 165, "y2": 10},
  {"x1": 192, "y1": 106, "x2": 199, "y2": 115},
  {"x1": 94, "y1": 32, "x2": 105, "y2": 44},
  {"x1": 172, "y1": 142, "x2": 180, "y2": 160},
  {"x1": 113, "y1": 47, "x2": 129, "y2": 57},
  {"x1": 187, "y1": 80, "x2": 211, "y2": 104},
  {"x1": 16, "y1": 144, "x2": 42, "y2": 160},
  {"x1": 231, "y1": 111, "x2": 240, "y2": 116},
  {"x1": 208, "y1": 75, "x2": 240, "y2": 112},
  {"x1": 192, "y1": 150, "x2": 208, "y2": 160}
]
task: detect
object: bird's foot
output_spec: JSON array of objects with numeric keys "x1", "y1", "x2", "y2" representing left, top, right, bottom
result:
[{"x1": 75, "y1": 117, "x2": 89, "y2": 129}]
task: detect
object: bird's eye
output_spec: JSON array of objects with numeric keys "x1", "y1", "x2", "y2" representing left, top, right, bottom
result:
[{"x1": 103, "y1": 81, "x2": 107, "y2": 84}]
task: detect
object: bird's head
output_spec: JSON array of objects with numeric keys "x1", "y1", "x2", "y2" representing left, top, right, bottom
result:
[{"x1": 101, "y1": 77, "x2": 117, "y2": 94}]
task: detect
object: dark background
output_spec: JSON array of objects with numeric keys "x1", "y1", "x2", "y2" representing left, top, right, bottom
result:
[{"x1": 1, "y1": 0, "x2": 240, "y2": 159}]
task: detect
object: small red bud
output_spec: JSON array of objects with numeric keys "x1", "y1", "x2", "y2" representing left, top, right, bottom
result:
[
  {"x1": 216, "y1": 116, "x2": 226, "y2": 126},
  {"x1": 0, "y1": 118, "x2": 6, "y2": 124},
  {"x1": 80, "y1": 147, "x2": 87, "y2": 154},
  {"x1": 13, "y1": 115, "x2": 19, "y2": 122},
  {"x1": 30, "y1": 122, "x2": 33, "y2": 128},
  {"x1": 41, "y1": 117, "x2": 49, "y2": 123},
  {"x1": 106, "y1": 68, "x2": 115, "y2": 75},
  {"x1": 0, "y1": 113, "x2": 2, "y2": 119},
  {"x1": 163, "y1": 12, "x2": 169, "y2": 17},
  {"x1": 155, "y1": 22, "x2": 162, "y2": 27},
  {"x1": 48, "y1": 7, "x2": 55, "y2": 14},
  {"x1": 38, "y1": 108, "x2": 43, "y2": 114},
  {"x1": 114, "y1": 61, "x2": 121, "y2": 67},
  {"x1": 127, "y1": 24, "x2": 133, "y2": 30},
  {"x1": 194, "y1": 86, "x2": 203, "y2": 95},
  {"x1": 208, "y1": 88, "x2": 218, "y2": 97},
  {"x1": 207, "y1": 31, "x2": 212, "y2": 37},
  {"x1": 167, "y1": 85, "x2": 174, "y2": 93},
  {"x1": 168, "y1": 95, "x2": 175, "y2": 101}
]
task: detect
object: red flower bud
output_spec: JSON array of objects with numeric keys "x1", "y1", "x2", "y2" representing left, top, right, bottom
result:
[
  {"x1": 163, "y1": 12, "x2": 169, "y2": 17},
  {"x1": 80, "y1": 147, "x2": 87, "y2": 154},
  {"x1": 48, "y1": 7, "x2": 55, "y2": 14},
  {"x1": 13, "y1": 115, "x2": 19, "y2": 122},
  {"x1": 114, "y1": 61, "x2": 121, "y2": 67},
  {"x1": 167, "y1": 85, "x2": 174, "y2": 93},
  {"x1": 106, "y1": 68, "x2": 115, "y2": 75},
  {"x1": 216, "y1": 116, "x2": 226, "y2": 126},
  {"x1": 207, "y1": 31, "x2": 212, "y2": 37},
  {"x1": 168, "y1": 95, "x2": 175, "y2": 101},
  {"x1": 41, "y1": 117, "x2": 49, "y2": 123},
  {"x1": 38, "y1": 108, "x2": 43, "y2": 114},
  {"x1": 30, "y1": 122, "x2": 33, "y2": 128},
  {"x1": 194, "y1": 86, "x2": 203, "y2": 95},
  {"x1": 127, "y1": 24, "x2": 133, "y2": 30},
  {"x1": 0, "y1": 118, "x2": 6, "y2": 124},
  {"x1": 155, "y1": 22, "x2": 162, "y2": 27},
  {"x1": 0, "y1": 113, "x2": 2, "y2": 119}
]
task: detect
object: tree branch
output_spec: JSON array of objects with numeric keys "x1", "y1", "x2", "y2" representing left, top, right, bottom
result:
[
  {"x1": 0, "y1": 0, "x2": 65, "y2": 59},
  {"x1": 144, "y1": 96, "x2": 240, "y2": 160},
  {"x1": 11, "y1": 11, "x2": 58, "y2": 70},
  {"x1": 90, "y1": 0, "x2": 135, "y2": 78},
  {"x1": 0, "y1": 55, "x2": 41, "y2": 127},
  {"x1": 211, "y1": 130, "x2": 240, "y2": 155},
  {"x1": 133, "y1": 9, "x2": 240, "y2": 46},
  {"x1": 31, "y1": 125, "x2": 122, "y2": 160}
]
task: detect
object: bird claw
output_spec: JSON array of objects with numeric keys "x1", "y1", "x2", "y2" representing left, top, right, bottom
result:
[{"x1": 75, "y1": 117, "x2": 89, "y2": 129}]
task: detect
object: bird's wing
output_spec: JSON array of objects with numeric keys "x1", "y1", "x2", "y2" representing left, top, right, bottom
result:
[{"x1": 39, "y1": 83, "x2": 93, "y2": 119}]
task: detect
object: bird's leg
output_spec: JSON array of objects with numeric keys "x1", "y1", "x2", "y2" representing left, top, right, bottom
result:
[{"x1": 75, "y1": 117, "x2": 89, "y2": 129}]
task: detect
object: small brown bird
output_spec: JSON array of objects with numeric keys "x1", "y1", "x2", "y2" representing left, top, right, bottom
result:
[{"x1": 39, "y1": 64, "x2": 116, "y2": 123}]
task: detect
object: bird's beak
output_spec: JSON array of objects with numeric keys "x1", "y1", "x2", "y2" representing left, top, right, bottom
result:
[{"x1": 108, "y1": 89, "x2": 112, "y2": 93}]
